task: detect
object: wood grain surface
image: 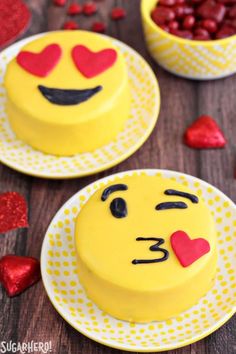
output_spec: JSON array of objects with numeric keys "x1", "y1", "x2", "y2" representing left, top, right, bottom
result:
[{"x1": 0, "y1": 1, "x2": 236, "y2": 353}]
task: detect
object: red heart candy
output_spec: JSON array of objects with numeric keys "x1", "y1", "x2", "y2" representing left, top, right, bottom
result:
[
  {"x1": 72, "y1": 45, "x2": 117, "y2": 78},
  {"x1": 184, "y1": 115, "x2": 226, "y2": 149},
  {"x1": 0, "y1": 192, "x2": 28, "y2": 234},
  {"x1": 0, "y1": 255, "x2": 41, "y2": 297},
  {"x1": 170, "y1": 230, "x2": 210, "y2": 267},
  {"x1": 17, "y1": 44, "x2": 62, "y2": 77},
  {"x1": 197, "y1": 0, "x2": 226, "y2": 23}
]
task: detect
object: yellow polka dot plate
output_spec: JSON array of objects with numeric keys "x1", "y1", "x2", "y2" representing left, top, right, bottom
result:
[
  {"x1": 41, "y1": 169, "x2": 236, "y2": 352},
  {"x1": 0, "y1": 34, "x2": 160, "y2": 178}
]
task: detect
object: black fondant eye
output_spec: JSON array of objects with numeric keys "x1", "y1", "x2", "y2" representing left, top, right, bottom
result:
[{"x1": 110, "y1": 198, "x2": 127, "y2": 218}]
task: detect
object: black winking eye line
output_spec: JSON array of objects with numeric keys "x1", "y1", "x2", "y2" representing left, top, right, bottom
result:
[
  {"x1": 155, "y1": 201, "x2": 188, "y2": 210},
  {"x1": 164, "y1": 189, "x2": 199, "y2": 203},
  {"x1": 132, "y1": 237, "x2": 169, "y2": 265},
  {"x1": 101, "y1": 184, "x2": 128, "y2": 201}
]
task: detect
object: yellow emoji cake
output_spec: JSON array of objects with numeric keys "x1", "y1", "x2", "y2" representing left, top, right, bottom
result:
[
  {"x1": 4, "y1": 31, "x2": 130, "y2": 156},
  {"x1": 75, "y1": 174, "x2": 218, "y2": 322}
]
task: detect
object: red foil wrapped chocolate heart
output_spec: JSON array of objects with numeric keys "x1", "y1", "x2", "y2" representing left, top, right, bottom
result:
[
  {"x1": 184, "y1": 115, "x2": 226, "y2": 149},
  {"x1": 0, "y1": 255, "x2": 41, "y2": 297}
]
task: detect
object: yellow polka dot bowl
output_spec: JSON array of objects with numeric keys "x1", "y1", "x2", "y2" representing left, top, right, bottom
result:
[
  {"x1": 141, "y1": 0, "x2": 236, "y2": 80},
  {"x1": 41, "y1": 169, "x2": 236, "y2": 352}
]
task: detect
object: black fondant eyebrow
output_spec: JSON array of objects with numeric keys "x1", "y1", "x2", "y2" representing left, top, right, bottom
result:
[
  {"x1": 155, "y1": 201, "x2": 188, "y2": 210},
  {"x1": 164, "y1": 189, "x2": 199, "y2": 203},
  {"x1": 101, "y1": 184, "x2": 128, "y2": 201}
]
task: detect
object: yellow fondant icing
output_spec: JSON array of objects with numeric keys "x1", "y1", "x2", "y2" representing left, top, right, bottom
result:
[
  {"x1": 75, "y1": 175, "x2": 218, "y2": 322},
  {"x1": 4, "y1": 31, "x2": 130, "y2": 156}
]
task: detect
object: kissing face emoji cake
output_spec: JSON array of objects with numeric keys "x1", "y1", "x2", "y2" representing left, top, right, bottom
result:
[
  {"x1": 4, "y1": 31, "x2": 130, "y2": 156},
  {"x1": 75, "y1": 174, "x2": 218, "y2": 322}
]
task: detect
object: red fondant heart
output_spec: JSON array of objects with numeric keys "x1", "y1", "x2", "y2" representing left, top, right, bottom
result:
[
  {"x1": 0, "y1": 192, "x2": 28, "y2": 234},
  {"x1": 16, "y1": 44, "x2": 62, "y2": 77},
  {"x1": 72, "y1": 45, "x2": 117, "y2": 78},
  {"x1": 0, "y1": 255, "x2": 41, "y2": 297},
  {"x1": 170, "y1": 230, "x2": 210, "y2": 267},
  {"x1": 184, "y1": 115, "x2": 226, "y2": 149}
]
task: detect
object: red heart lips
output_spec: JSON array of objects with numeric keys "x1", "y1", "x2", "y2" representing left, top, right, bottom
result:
[
  {"x1": 184, "y1": 115, "x2": 226, "y2": 149},
  {"x1": 0, "y1": 255, "x2": 41, "y2": 297},
  {"x1": 0, "y1": 192, "x2": 28, "y2": 234},
  {"x1": 72, "y1": 45, "x2": 117, "y2": 78},
  {"x1": 171, "y1": 230, "x2": 210, "y2": 267},
  {"x1": 17, "y1": 44, "x2": 62, "y2": 77}
]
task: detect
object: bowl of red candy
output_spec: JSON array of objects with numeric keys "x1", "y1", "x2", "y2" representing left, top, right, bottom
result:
[{"x1": 141, "y1": 0, "x2": 236, "y2": 79}]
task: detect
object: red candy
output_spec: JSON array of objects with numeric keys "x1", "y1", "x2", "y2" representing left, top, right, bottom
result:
[
  {"x1": 169, "y1": 21, "x2": 179, "y2": 30},
  {"x1": 151, "y1": 0, "x2": 236, "y2": 40},
  {"x1": 63, "y1": 20, "x2": 79, "y2": 29},
  {"x1": 91, "y1": 22, "x2": 106, "y2": 33},
  {"x1": 68, "y1": 3, "x2": 82, "y2": 15},
  {"x1": 173, "y1": 5, "x2": 185, "y2": 19},
  {"x1": 194, "y1": 34, "x2": 210, "y2": 40},
  {"x1": 194, "y1": 27, "x2": 210, "y2": 39},
  {"x1": 171, "y1": 29, "x2": 193, "y2": 39},
  {"x1": 174, "y1": 5, "x2": 194, "y2": 19},
  {"x1": 228, "y1": 5, "x2": 236, "y2": 18},
  {"x1": 197, "y1": 1, "x2": 226, "y2": 23},
  {"x1": 183, "y1": 15, "x2": 196, "y2": 29},
  {"x1": 152, "y1": 6, "x2": 175, "y2": 25},
  {"x1": 159, "y1": 0, "x2": 176, "y2": 6},
  {"x1": 182, "y1": 6, "x2": 194, "y2": 16},
  {"x1": 83, "y1": 2, "x2": 97, "y2": 16},
  {"x1": 160, "y1": 24, "x2": 170, "y2": 32},
  {"x1": 53, "y1": 0, "x2": 66, "y2": 6},
  {"x1": 191, "y1": 0, "x2": 204, "y2": 3},
  {"x1": 184, "y1": 115, "x2": 226, "y2": 149},
  {"x1": 202, "y1": 19, "x2": 218, "y2": 33},
  {"x1": 0, "y1": 255, "x2": 40, "y2": 297},
  {"x1": 111, "y1": 7, "x2": 127, "y2": 20},
  {"x1": 0, "y1": 192, "x2": 28, "y2": 234},
  {"x1": 0, "y1": 0, "x2": 31, "y2": 48},
  {"x1": 216, "y1": 24, "x2": 235, "y2": 38}
]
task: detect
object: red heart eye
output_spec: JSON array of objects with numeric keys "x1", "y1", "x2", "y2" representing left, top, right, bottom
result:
[
  {"x1": 72, "y1": 45, "x2": 117, "y2": 78},
  {"x1": 16, "y1": 43, "x2": 62, "y2": 77}
]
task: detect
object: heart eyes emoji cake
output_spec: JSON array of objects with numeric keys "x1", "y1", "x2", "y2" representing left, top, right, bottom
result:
[
  {"x1": 75, "y1": 174, "x2": 218, "y2": 322},
  {"x1": 4, "y1": 31, "x2": 131, "y2": 156}
]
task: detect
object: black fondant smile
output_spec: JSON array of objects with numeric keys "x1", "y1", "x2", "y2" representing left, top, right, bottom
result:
[{"x1": 38, "y1": 85, "x2": 102, "y2": 105}]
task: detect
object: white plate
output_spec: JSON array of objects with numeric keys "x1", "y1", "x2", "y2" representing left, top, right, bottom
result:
[
  {"x1": 0, "y1": 33, "x2": 160, "y2": 179},
  {"x1": 41, "y1": 169, "x2": 236, "y2": 352}
]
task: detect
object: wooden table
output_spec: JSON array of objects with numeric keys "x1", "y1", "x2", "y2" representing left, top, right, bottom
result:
[{"x1": 0, "y1": 1, "x2": 235, "y2": 353}]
